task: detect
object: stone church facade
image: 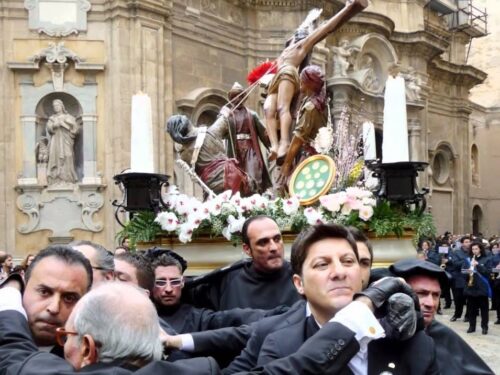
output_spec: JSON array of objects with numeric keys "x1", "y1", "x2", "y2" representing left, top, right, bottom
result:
[{"x1": 0, "y1": 0, "x2": 497, "y2": 256}]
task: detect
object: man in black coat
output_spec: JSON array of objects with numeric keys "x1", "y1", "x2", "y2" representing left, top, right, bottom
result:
[
  {"x1": 184, "y1": 216, "x2": 300, "y2": 311},
  {"x1": 390, "y1": 258, "x2": 494, "y2": 375},
  {"x1": 0, "y1": 276, "x2": 219, "y2": 375},
  {"x1": 447, "y1": 236, "x2": 471, "y2": 321},
  {"x1": 256, "y1": 223, "x2": 438, "y2": 374},
  {"x1": 152, "y1": 253, "x2": 283, "y2": 335}
]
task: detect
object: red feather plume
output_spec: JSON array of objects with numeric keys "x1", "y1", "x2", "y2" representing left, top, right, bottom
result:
[{"x1": 247, "y1": 61, "x2": 277, "y2": 85}]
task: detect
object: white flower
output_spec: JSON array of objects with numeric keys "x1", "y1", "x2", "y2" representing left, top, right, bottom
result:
[
  {"x1": 155, "y1": 212, "x2": 179, "y2": 232},
  {"x1": 230, "y1": 192, "x2": 242, "y2": 208},
  {"x1": 282, "y1": 196, "x2": 300, "y2": 215},
  {"x1": 222, "y1": 226, "x2": 232, "y2": 241},
  {"x1": 304, "y1": 207, "x2": 324, "y2": 225},
  {"x1": 335, "y1": 191, "x2": 348, "y2": 205},
  {"x1": 346, "y1": 187, "x2": 364, "y2": 200},
  {"x1": 187, "y1": 211, "x2": 205, "y2": 229},
  {"x1": 362, "y1": 197, "x2": 377, "y2": 207},
  {"x1": 219, "y1": 190, "x2": 233, "y2": 202},
  {"x1": 206, "y1": 198, "x2": 223, "y2": 215},
  {"x1": 319, "y1": 194, "x2": 341, "y2": 213},
  {"x1": 358, "y1": 205, "x2": 374, "y2": 221},
  {"x1": 238, "y1": 198, "x2": 252, "y2": 213},
  {"x1": 313, "y1": 125, "x2": 334, "y2": 154},
  {"x1": 341, "y1": 202, "x2": 352, "y2": 215},
  {"x1": 178, "y1": 222, "x2": 195, "y2": 243},
  {"x1": 174, "y1": 194, "x2": 191, "y2": 215},
  {"x1": 227, "y1": 214, "x2": 246, "y2": 234},
  {"x1": 248, "y1": 194, "x2": 269, "y2": 210}
]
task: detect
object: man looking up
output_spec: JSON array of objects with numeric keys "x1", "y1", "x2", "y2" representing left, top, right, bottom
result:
[
  {"x1": 185, "y1": 215, "x2": 300, "y2": 310},
  {"x1": 390, "y1": 259, "x2": 493, "y2": 375},
  {"x1": 19, "y1": 246, "x2": 92, "y2": 349},
  {"x1": 70, "y1": 240, "x2": 114, "y2": 286}
]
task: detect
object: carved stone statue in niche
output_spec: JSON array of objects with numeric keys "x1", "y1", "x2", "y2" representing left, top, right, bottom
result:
[
  {"x1": 35, "y1": 136, "x2": 49, "y2": 185},
  {"x1": 46, "y1": 99, "x2": 80, "y2": 185},
  {"x1": 332, "y1": 38, "x2": 352, "y2": 77},
  {"x1": 403, "y1": 67, "x2": 422, "y2": 101},
  {"x1": 359, "y1": 55, "x2": 380, "y2": 92}
]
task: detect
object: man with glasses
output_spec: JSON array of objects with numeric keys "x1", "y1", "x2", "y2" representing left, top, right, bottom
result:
[
  {"x1": 70, "y1": 240, "x2": 114, "y2": 286},
  {"x1": 0, "y1": 245, "x2": 92, "y2": 357},
  {"x1": 152, "y1": 254, "x2": 283, "y2": 336},
  {"x1": 0, "y1": 277, "x2": 219, "y2": 374}
]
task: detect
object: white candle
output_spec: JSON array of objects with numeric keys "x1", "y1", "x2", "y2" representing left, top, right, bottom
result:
[
  {"x1": 382, "y1": 75, "x2": 409, "y2": 163},
  {"x1": 130, "y1": 92, "x2": 155, "y2": 173},
  {"x1": 362, "y1": 121, "x2": 376, "y2": 160}
]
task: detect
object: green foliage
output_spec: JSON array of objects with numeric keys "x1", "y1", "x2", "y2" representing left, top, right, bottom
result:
[
  {"x1": 117, "y1": 211, "x2": 162, "y2": 249},
  {"x1": 367, "y1": 200, "x2": 437, "y2": 241}
]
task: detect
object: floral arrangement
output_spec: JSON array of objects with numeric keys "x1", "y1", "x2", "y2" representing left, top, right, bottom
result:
[
  {"x1": 119, "y1": 185, "x2": 435, "y2": 246},
  {"x1": 119, "y1": 105, "x2": 436, "y2": 246}
]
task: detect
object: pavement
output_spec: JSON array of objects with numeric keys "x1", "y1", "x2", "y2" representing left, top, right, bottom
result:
[{"x1": 434, "y1": 305, "x2": 499, "y2": 374}]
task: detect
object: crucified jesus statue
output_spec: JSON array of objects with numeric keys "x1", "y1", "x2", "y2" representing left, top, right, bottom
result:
[{"x1": 263, "y1": 0, "x2": 368, "y2": 165}]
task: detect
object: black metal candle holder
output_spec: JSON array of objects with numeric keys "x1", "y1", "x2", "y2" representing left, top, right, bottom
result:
[
  {"x1": 366, "y1": 161, "x2": 429, "y2": 213},
  {"x1": 112, "y1": 172, "x2": 170, "y2": 226}
]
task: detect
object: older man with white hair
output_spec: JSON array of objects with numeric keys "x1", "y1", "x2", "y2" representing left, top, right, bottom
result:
[{"x1": 0, "y1": 279, "x2": 219, "y2": 374}]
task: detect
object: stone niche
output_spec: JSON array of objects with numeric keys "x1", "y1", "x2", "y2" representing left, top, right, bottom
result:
[{"x1": 8, "y1": 41, "x2": 105, "y2": 243}]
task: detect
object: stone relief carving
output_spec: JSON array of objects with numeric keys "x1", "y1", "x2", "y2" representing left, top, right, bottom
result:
[
  {"x1": 30, "y1": 42, "x2": 84, "y2": 91},
  {"x1": 201, "y1": 0, "x2": 218, "y2": 14},
  {"x1": 46, "y1": 99, "x2": 80, "y2": 185},
  {"x1": 402, "y1": 67, "x2": 422, "y2": 101},
  {"x1": 332, "y1": 38, "x2": 352, "y2": 77},
  {"x1": 358, "y1": 55, "x2": 380, "y2": 92},
  {"x1": 35, "y1": 136, "x2": 49, "y2": 186},
  {"x1": 24, "y1": 0, "x2": 91, "y2": 37},
  {"x1": 16, "y1": 186, "x2": 104, "y2": 236},
  {"x1": 16, "y1": 194, "x2": 40, "y2": 234}
]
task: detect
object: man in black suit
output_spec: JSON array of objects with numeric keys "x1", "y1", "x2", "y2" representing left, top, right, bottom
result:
[
  {"x1": 0, "y1": 276, "x2": 219, "y2": 374},
  {"x1": 185, "y1": 215, "x2": 300, "y2": 310},
  {"x1": 20, "y1": 245, "x2": 93, "y2": 356},
  {"x1": 256, "y1": 223, "x2": 439, "y2": 374},
  {"x1": 164, "y1": 226, "x2": 376, "y2": 373},
  {"x1": 390, "y1": 258, "x2": 494, "y2": 375},
  {"x1": 152, "y1": 253, "x2": 283, "y2": 336}
]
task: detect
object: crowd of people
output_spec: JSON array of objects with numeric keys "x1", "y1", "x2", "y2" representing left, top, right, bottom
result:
[
  {"x1": 0, "y1": 217, "x2": 495, "y2": 374},
  {"x1": 417, "y1": 232, "x2": 500, "y2": 334}
]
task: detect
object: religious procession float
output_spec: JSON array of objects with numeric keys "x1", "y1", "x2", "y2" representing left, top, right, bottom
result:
[{"x1": 114, "y1": 0, "x2": 436, "y2": 274}]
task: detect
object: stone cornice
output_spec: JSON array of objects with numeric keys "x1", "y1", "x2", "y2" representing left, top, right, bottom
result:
[
  {"x1": 99, "y1": 0, "x2": 172, "y2": 22},
  {"x1": 345, "y1": 12, "x2": 395, "y2": 39},
  {"x1": 391, "y1": 31, "x2": 449, "y2": 60},
  {"x1": 429, "y1": 58, "x2": 487, "y2": 90}
]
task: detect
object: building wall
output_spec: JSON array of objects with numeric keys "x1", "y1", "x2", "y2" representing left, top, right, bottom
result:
[{"x1": 0, "y1": 0, "x2": 494, "y2": 256}]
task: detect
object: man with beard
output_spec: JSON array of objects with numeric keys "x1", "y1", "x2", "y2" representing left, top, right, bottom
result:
[
  {"x1": 390, "y1": 258, "x2": 493, "y2": 375},
  {"x1": 1, "y1": 246, "x2": 92, "y2": 357},
  {"x1": 185, "y1": 215, "x2": 300, "y2": 311},
  {"x1": 219, "y1": 82, "x2": 272, "y2": 193}
]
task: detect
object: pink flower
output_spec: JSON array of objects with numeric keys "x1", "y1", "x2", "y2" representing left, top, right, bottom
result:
[
  {"x1": 319, "y1": 194, "x2": 341, "y2": 213},
  {"x1": 359, "y1": 205, "x2": 374, "y2": 221}
]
